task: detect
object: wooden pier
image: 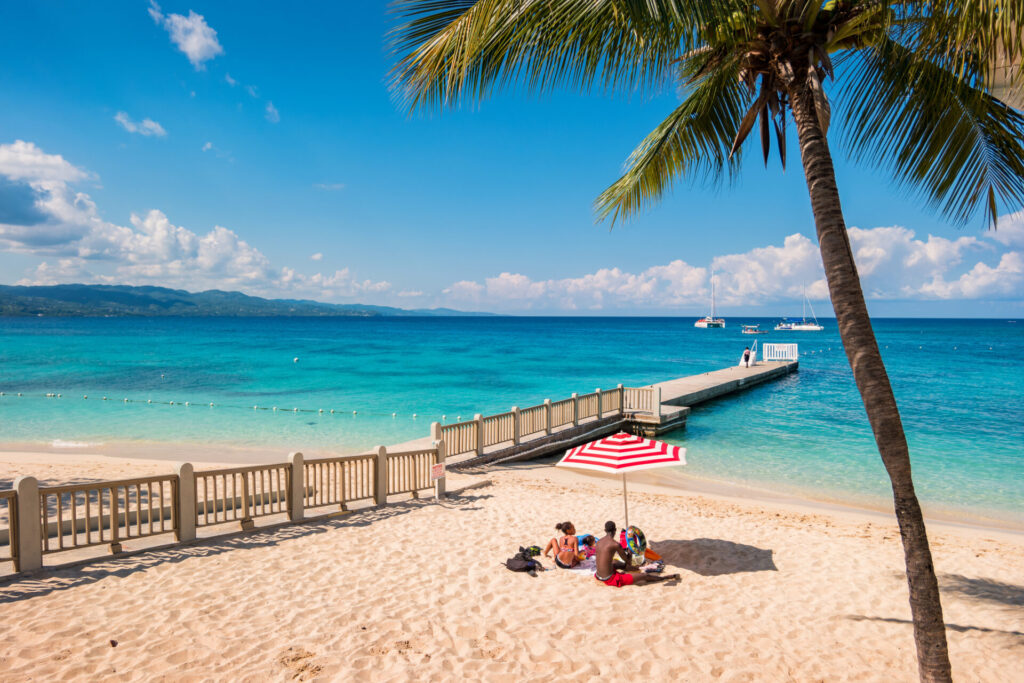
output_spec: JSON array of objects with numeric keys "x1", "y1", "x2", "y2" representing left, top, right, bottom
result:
[{"x1": 447, "y1": 359, "x2": 799, "y2": 469}]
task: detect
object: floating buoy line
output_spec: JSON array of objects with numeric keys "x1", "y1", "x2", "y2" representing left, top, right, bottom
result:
[{"x1": 0, "y1": 391, "x2": 452, "y2": 421}]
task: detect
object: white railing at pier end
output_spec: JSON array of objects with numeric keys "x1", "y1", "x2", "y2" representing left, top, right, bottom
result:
[{"x1": 763, "y1": 343, "x2": 799, "y2": 361}]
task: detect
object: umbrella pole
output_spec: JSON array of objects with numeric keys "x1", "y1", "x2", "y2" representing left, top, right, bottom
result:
[{"x1": 622, "y1": 473, "x2": 629, "y2": 529}]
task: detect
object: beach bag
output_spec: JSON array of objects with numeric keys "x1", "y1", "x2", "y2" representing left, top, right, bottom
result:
[{"x1": 505, "y1": 547, "x2": 541, "y2": 574}]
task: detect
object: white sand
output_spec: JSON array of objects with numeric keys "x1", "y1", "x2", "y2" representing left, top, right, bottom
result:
[{"x1": 0, "y1": 454, "x2": 1021, "y2": 680}]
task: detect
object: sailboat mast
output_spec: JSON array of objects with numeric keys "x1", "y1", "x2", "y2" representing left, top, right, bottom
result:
[
  {"x1": 802, "y1": 286, "x2": 807, "y2": 322},
  {"x1": 711, "y1": 273, "x2": 716, "y2": 319}
]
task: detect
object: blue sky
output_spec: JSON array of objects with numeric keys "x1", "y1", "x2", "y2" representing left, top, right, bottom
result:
[{"x1": 0, "y1": 2, "x2": 1021, "y2": 317}]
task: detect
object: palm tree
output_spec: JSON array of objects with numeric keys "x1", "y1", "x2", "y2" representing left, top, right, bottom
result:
[{"x1": 389, "y1": 2, "x2": 1024, "y2": 681}]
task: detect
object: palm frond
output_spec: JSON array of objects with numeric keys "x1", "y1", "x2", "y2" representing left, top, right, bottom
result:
[
  {"x1": 838, "y1": 37, "x2": 1024, "y2": 226},
  {"x1": 388, "y1": 0, "x2": 740, "y2": 112},
  {"x1": 595, "y1": 62, "x2": 748, "y2": 224}
]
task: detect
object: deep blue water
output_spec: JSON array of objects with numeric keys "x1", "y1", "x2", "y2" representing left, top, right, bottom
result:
[{"x1": 0, "y1": 316, "x2": 1020, "y2": 524}]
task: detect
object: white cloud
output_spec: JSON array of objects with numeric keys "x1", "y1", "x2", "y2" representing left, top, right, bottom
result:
[
  {"x1": 440, "y1": 224, "x2": 1024, "y2": 312},
  {"x1": 224, "y1": 73, "x2": 237, "y2": 86},
  {"x1": 201, "y1": 141, "x2": 213, "y2": 152},
  {"x1": 986, "y1": 210, "x2": 1024, "y2": 248},
  {"x1": 148, "y1": 1, "x2": 224, "y2": 70},
  {"x1": 397, "y1": 290, "x2": 424, "y2": 297},
  {"x1": 310, "y1": 252, "x2": 323, "y2": 261},
  {"x1": 265, "y1": 101, "x2": 280, "y2": 123},
  {"x1": 313, "y1": 182, "x2": 345, "y2": 191},
  {"x1": 114, "y1": 112, "x2": 167, "y2": 137},
  {"x1": 0, "y1": 140, "x2": 389, "y2": 302},
  {"x1": 246, "y1": 85, "x2": 259, "y2": 98},
  {"x1": 0, "y1": 140, "x2": 88, "y2": 183}
]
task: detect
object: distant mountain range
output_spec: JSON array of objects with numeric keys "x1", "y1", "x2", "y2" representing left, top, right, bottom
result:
[{"x1": 0, "y1": 284, "x2": 490, "y2": 317}]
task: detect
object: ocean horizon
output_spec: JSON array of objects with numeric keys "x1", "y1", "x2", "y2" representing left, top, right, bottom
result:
[{"x1": 1, "y1": 315, "x2": 1020, "y2": 528}]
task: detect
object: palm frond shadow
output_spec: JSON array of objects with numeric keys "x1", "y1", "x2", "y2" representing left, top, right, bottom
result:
[
  {"x1": 845, "y1": 615, "x2": 1024, "y2": 639},
  {"x1": 0, "y1": 491, "x2": 489, "y2": 604},
  {"x1": 654, "y1": 538, "x2": 777, "y2": 576},
  {"x1": 939, "y1": 573, "x2": 1024, "y2": 608}
]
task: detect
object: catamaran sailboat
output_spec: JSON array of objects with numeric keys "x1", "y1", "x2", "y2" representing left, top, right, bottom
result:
[
  {"x1": 694, "y1": 272, "x2": 725, "y2": 328},
  {"x1": 775, "y1": 288, "x2": 824, "y2": 331}
]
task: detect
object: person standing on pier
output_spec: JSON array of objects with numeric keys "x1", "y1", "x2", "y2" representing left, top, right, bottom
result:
[{"x1": 742, "y1": 347, "x2": 751, "y2": 368}]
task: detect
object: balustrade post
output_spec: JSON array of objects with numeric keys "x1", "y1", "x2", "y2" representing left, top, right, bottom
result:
[
  {"x1": 14, "y1": 476, "x2": 41, "y2": 572},
  {"x1": 596, "y1": 388, "x2": 603, "y2": 418},
  {"x1": 474, "y1": 414, "x2": 484, "y2": 456},
  {"x1": 543, "y1": 399, "x2": 552, "y2": 435},
  {"x1": 109, "y1": 486, "x2": 122, "y2": 553},
  {"x1": 175, "y1": 463, "x2": 196, "y2": 542},
  {"x1": 288, "y1": 452, "x2": 304, "y2": 522},
  {"x1": 654, "y1": 386, "x2": 663, "y2": 418},
  {"x1": 374, "y1": 446, "x2": 388, "y2": 506},
  {"x1": 511, "y1": 407, "x2": 520, "y2": 445},
  {"x1": 617, "y1": 384, "x2": 624, "y2": 415},
  {"x1": 434, "y1": 439, "x2": 447, "y2": 499},
  {"x1": 240, "y1": 473, "x2": 254, "y2": 530},
  {"x1": 571, "y1": 393, "x2": 578, "y2": 426},
  {"x1": 430, "y1": 421, "x2": 441, "y2": 442}
]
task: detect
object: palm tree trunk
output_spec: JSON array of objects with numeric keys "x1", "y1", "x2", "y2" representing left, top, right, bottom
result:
[{"x1": 786, "y1": 82, "x2": 952, "y2": 682}]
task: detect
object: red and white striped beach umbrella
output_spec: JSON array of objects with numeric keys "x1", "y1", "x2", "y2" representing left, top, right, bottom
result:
[{"x1": 557, "y1": 432, "x2": 686, "y2": 528}]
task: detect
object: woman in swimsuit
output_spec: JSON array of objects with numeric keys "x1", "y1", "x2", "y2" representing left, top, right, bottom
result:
[{"x1": 542, "y1": 522, "x2": 580, "y2": 568}]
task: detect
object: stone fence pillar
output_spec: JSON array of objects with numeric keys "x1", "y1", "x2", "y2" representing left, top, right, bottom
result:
[
  {"x1": 14, "y1": 476, "x2": 41, "y2": 572},
  {"x1": 434, "y1": 439, "x2": 447, "y2": 499},
  {"x1": 375, "y1": 446, "x2": 388, "y2": 507},
  {"x1": 474, "y1": 414, "x2": 484, "y2": 456},
  {"x1": 511, "y1": 407, "x2": 520, "y2": 445},
  {"x1": 175, "y1": 463, "x2": 196, "y2": 543},
  {"x1": 288, "y1": 452, "x2": 304, "y2": 522},
  {"x1": 543, "y1": 399, "x2": 552, "y2": 435},
  {"x1": 571, "y1": 393, "x2": 578, "y2": 426}
]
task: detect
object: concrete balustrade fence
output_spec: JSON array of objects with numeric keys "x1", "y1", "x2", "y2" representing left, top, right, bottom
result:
[
  {"x1": 38, "y1": 475, "x2": 178, "y2": 555},
  {"x1": 1, "y1": 490, "x2": 18, "y2": 572},
  {"x1": 3, "y1": 443, "x2": 445, "y2": 575},
  {"x1": 482, "y1": 412, "x2": 515, "y2": 448},
  {"x1": 303, "y1": 453, "x2": 376, "y2": 511}
]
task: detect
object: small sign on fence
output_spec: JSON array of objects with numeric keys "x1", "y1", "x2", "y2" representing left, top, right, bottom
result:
[{"x1": 431, "y1": 463, "x2": 445, "y2": 481}]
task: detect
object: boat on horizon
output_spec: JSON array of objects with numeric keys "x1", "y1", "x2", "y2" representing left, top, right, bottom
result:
[
  {"x1": 741, "y1": 324, "x2": 768, "y2": 335},
  {"x1": 775, "y1": 288, "x2": 824, "y2": 331},
  {"x1": 695, "y1": 272, "x2": 725, "y2": 328}
]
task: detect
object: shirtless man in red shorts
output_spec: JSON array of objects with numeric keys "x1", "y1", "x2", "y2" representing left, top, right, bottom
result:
[{"x1": 594, "y1": 520, "x2": 679, "y2": 587}]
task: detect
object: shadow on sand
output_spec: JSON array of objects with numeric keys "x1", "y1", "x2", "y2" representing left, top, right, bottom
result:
[
  {"x1": 654, "y1": 538, "x2": 777, "y2": 576},
  {"x1": 939, "y1": 573, "x2": 1024, "y2": 608},
  {"x1": 845, "y1": 614, "x2": 1024, "y2": 639},
  {"x1": 0, "y1": 491, "x2": 490, "y2": 604}
]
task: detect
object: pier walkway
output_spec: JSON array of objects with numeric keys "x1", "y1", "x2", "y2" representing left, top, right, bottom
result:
[{"x1": 445, "y1": 359, "x2": 798, "y2": 470}]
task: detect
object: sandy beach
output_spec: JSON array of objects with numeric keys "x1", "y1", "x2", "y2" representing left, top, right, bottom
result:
[{"x1": 1, "y1": 452, "x2": 1021, "y2": 681}]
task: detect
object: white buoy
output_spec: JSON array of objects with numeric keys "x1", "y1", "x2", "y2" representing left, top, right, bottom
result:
[
  {"x1": 209, "y1": 402, "x2": 214, "y2": 407},
  {"x1": 83, "y1": 395, "x2": 88, "y2": 399},
  {"x1": 148, "y1": 399, "x2": 152, "y2": 404},
  {"x1": 392, "y1": 412, "x2": 396, "y2": 417},
  {"x1": 124, "y1": 398, "x2": 128, "y2": 403},
  {"x1": 293, "y1": 407, "x2": 298, "y2": 412},
  {"x1": 57, "y1": 393, "x2": 61, "y2": 398},
  {"x1": 352, "y1": 410, "x2": 357, "y2": 415},
  {"x1": 330, "y1": 409, "x2": 334, "y2": 414},
  {"x1": 442, "y1": 415, "x2": 446, "y2": 421},
  {"x1": 18, "y1": 392, "x2": 22, "y2": 397},
  {"x1": 273, "y1": 406, "x2": 278, "y2": 411},
  {"x1": 185, "y1": 402, "x2": 191, "y2": 407},
  {"x1": 103, "y1": 396, "x2": 108, "y2": 401},
  {"x1": 319, "y1": 409, "x2": 323, "y2": 414},
  {"x1": 253, "y1": 405, "x2": 258, "y2": 410},
  {"x1": 293, "y1": 357, "x2": 299, "y2": 363},
  {"x1": 161, "y1": 374, "x2": 165, "y2": 378},
  {"x1": 412, "y1": 413, "x2": 417, "y2": 418},
  {"x1": 170, "y1": 401, "x2": 175, "y2": 405}
]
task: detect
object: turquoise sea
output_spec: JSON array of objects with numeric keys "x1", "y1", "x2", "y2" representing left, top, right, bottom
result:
[{"x1": 0, "y1": 317, "x2": 1020, "y2": 526}]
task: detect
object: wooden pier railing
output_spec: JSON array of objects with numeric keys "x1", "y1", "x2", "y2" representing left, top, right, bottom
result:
[{"x1": 434, "y1": 384, "x2": 661, "y2": 458}]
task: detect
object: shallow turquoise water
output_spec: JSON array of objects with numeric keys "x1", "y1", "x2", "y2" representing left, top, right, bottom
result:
[{"x1": 0, "y1": 317, "x2": 1020, "y2": 524}]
